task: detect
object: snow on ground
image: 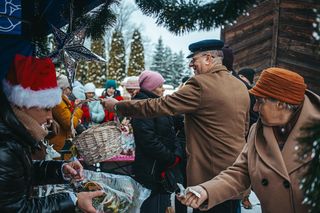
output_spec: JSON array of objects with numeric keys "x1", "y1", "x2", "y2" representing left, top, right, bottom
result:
[
  {"x1": 241, "y1": 191, "x2": 261, "y2": 213},
  {"x1": 173, "y1": 191, "x2": 261, "y2": 213}
]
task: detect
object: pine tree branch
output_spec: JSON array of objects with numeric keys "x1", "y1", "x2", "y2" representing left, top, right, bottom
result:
[
  {"x1": 135, "y1": 0, "x2": 259, "y2": 34},
  {"x1": 298, "y1": 120, "x2": 320, "y2": 213}
]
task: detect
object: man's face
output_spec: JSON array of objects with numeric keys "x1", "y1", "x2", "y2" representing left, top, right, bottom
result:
[
  {"x1": 22, "y1": 107, "x2": 53, "y2": 126},
  {"x1": 188, "y1": 53, "x2": 210, "y2": 75}
]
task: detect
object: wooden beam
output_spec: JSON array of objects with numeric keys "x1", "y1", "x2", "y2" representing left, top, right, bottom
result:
[{"x1": 271, "y1": 0, "x2": 280, "y2": 66}]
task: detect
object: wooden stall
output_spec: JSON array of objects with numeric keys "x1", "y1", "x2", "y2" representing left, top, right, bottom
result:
[{"x1": 221, "y1": 0, "x2": 320, "y2": 93}]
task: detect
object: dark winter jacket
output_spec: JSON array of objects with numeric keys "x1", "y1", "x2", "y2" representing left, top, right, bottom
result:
[
  {"x1": 232, "y1": 71, "x2": 259, "y2": 129},
  {"x1": 0, "y1": 90, "x2": 74, "y2": 212},
  {"x1": 131, "y1": 89, "x2": 182, "y2": 192}
]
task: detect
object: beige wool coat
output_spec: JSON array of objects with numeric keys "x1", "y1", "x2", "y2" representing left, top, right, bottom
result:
[
  {"x1": 200, "y1": 90, "x2": 320, "y2": 213},
  {"x1": 117, "y1": 64, "x2": 250, "y2": 186}
]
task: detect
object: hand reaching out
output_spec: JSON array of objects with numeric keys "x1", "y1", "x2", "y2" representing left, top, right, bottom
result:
[
  {"x1": 101, "y1": 98, "x2": 118, "y2": 112},
  {"x1": 176, "y1": 185, "x2": 208, "y2": 209},
  {"x1": 62, "y1": 160, "x2": 84, "y2": 181},
  {"x1": 77, "y1": 191, "x2": 105, "y2": 213},
  {"x1": 74, "y1": 99, "x2": 82, "y2": 107}
]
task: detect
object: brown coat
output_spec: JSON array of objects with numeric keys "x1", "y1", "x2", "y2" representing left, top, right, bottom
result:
[
  {"x1": 117, "y1": 64, "x2": 250, "y2": 185},
  {"x1": 50, "y1": 95, "x2": 83, "y2": 152},
  {"x1": 201, "y1": 90, "x2": 320, "y2": 213}
]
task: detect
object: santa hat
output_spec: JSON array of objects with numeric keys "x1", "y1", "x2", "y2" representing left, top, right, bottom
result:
[{"x1": 2, "y1": 54, "x2": 61, "y2": 108}]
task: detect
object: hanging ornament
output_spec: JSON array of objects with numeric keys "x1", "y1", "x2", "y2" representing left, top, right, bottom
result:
[
  {"x1": 49, "y1": 25, "x2": 106, "y2": 84},
  {"x1": 62, "y1": 52, "x2": 77, "y2": 84}
]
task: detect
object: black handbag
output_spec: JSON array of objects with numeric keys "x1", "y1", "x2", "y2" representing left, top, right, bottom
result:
[{"x1": 160, "y1": 164, "x2": 184, "y2": 194}]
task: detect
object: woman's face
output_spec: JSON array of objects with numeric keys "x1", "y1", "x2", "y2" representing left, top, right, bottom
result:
[
  {"x1": 253, "y1": 97, "x2": 293, "y2": 126},
  {"x1": 126, "y1": 88, "x2": 139, "y2": 97},
  {"x1": 85, "y1": 92, "x2": 95, "y2": 99},
  {"x1": 21, "y1": 107, "x2": 53, "y2": 126},
  {"x1": 107, "y1": 87, "x2": 115, "y2": 96},
  {"x1": 62, "y1": 87, "x2": 72, "y2": 97},
  {"x1": 152, "y1": 84, "x2": 165, "y2": 97}
]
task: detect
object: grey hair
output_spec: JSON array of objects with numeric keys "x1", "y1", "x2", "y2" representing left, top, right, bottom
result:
[
  {"x1": 265, "y1": 97, "x2": 300, "y2": 111},
  {"x1": 203, "y1": 50, "x2": 224, "y2": 64},
  {"x1": 206, "y1": 50, "x2": 224, "y2": 58}
]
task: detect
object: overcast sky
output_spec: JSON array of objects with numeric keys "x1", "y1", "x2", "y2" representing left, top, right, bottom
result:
[{"x1": 128, "y1": 1, "x2": 221, "y2": 57}]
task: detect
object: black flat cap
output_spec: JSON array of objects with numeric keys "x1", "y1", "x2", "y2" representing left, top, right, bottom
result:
[{"x1": 187, "y1": 39, "x2": 224, "y2": 58}]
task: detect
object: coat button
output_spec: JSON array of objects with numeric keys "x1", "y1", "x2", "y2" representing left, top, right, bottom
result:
[
  {"x1": 261, "y1": 178, "x2": 268, "y2": 186},
  {"x1": 283, "y1": 180, "x2": 290, "y2": 188}
]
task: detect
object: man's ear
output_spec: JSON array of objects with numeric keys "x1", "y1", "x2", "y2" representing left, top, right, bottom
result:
[{"x1": 205, "y1": 55, "x2": 210, "y2": 65}]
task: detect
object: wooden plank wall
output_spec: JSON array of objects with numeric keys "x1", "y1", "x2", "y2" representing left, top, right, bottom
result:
[
  {"x1": 276, "y1": 0, "x2": 320, "y2": 93},
  {"x1": 222, "y1": 0, "x2": 276, "y2": 72},
  {"x1": 222, "y1": 0, "x2": 320, "y2": 94}
]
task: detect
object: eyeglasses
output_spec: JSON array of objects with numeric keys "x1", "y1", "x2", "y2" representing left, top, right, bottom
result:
[
  {"x1": 255, "y1": 97, "x2": 279, "y2": 105},
  {"x1": 255, "y1": 97, "x2": 266, "y2": 105},
  {"x1": 189, "y1": 54, "x2": 213, "y2": 65}
]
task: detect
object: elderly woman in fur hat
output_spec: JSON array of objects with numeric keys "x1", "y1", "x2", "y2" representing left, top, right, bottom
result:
[{"x1": 177, "y1": 67, "x2": 320, "y2": 213}]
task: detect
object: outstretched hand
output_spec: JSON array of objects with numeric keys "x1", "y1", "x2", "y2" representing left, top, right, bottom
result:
[
  {"x1": 101, "y1": 98, "x2": 118, "y2": 111},
  {"x1": 62, "y1": 160, "x2": 84, "y2": 181},
  {"x1": 77, "y1": 191, "x2": 105, "y2": 213},
  {"x1": 176, "y1": 185, "x2": 208, "y2": 209}
]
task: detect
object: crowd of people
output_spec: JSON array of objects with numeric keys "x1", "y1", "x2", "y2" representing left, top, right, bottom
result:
[{"x1": 0, "y1": 38, "x2": 318, "y2": 213}]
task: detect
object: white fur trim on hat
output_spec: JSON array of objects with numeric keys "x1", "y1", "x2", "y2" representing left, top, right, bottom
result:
[{"x1": 3, "y1": 80, "x2": 62, "y2": 108}]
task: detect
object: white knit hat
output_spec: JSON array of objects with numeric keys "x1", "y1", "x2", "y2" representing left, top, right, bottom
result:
[
  {"x1": 57, "y1": 74, "x2": 70, "y2": 89},
  {"x1": 125, "y1": 76, "x2": 140, "y2": 89},
  {"x1": 72, "y1": 82, "x2": 86, "y2": 100},
  {"x1": 84, "y1": 82, "x2": 96, "y2": 93}
]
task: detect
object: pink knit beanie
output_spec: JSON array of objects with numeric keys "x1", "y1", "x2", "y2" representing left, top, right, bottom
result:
[{"x1": 139, "y1": 70, "x2": 165, "y2": 91}]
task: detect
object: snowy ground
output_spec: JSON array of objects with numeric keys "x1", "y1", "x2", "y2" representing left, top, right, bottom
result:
[
  {"x1": 172, "y1": 191, "x2": 262, "y2": 213},
  {"x1": 241, "y1": 191, "x2": 261, "y2": 213}
]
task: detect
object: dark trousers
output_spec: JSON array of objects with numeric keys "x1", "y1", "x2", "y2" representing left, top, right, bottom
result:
[
  {"x1": 193, "y1": 199, "x2": 240, "y2": 213},
  {"x1": 175, "y1": 159, "x2": 187, "y2": 213},
  {"x1": 175, "y1": 196, "x2": 188, "y2": 213},
  {"x1": 140, "y1": 193, "x2": 171, "y2": 213}
]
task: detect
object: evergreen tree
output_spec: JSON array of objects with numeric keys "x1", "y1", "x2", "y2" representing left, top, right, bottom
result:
[
  {"x1": 76, "y1": 37, "x2": 106, "y2": 87},
  {"x1": 107, "y1": 31, "x2": 126, "y2": 84},
  {"x1": 135, "y1": 0, "x2": 258, "y2": 34},
  {"x1": 171, "y1": 51, "x2": 187, "y2": 87},
  {"x1": 151, "y1": 38, "x2": 191, "y2": 87},
  {"x1": 76, "y1": 60, "x2": 89, "y2": 84},
  {"x1": 127, "y1": 29, "x2": 145, "y2": 76},
  {"x1": 298, "y1": 121, "x2": 320, "y2": 213},
  {"x1": 87, "y1": 37, "x2": 107, "y2": 87},
  {"x1": 150, "y1": 37, "x2": 166, "y2": 75},
  {"x1": 162, "y1": 47, "x2": 174, "y2": 85}
]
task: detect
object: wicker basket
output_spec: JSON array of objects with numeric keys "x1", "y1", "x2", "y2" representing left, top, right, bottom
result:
[{"x1": 73, "y1": 122, "x2": 122, "y2": 165}]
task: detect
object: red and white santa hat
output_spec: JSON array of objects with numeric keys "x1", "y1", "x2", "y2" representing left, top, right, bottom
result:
[{"x1": 2, "y1": 54, "x2": 62, "y2": 108}]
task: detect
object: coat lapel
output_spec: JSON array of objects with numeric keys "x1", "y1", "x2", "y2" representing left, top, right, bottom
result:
[
  {"x1": 282, "y1": 93, "x2": 320, "y2": 174},
  {"x1": 255, "y1": 122, "x2": 290, "y2": 180},
  {"x1": 255, "y1": 91, "x2": 320, "y2": 179}
]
